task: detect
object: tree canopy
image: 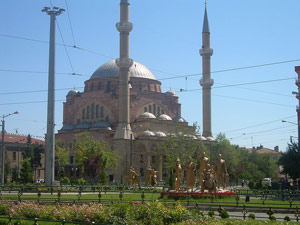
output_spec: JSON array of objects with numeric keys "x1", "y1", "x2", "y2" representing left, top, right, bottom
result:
[{"x1": 279, "y1": 142, "x2": 300, "y2": 180}]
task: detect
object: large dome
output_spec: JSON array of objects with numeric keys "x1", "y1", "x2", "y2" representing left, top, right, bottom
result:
[{"x1": 90, "y1": 60, "x2": 157, "y2": 80}]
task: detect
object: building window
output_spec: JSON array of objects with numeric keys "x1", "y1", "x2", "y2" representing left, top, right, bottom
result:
[
  {"x1": 100, "y1": 106, "x2": 104, "y2": 118},
  {"x1": 85, "y1": 84, "x2": 88, "y2": 92},
  {"x1": 91, "y1": 104, "x2": 95, "y2": 119},
  {"x1": 109, "y1": 175, "x2": 114, "y2": 182},
  {"x1": 140, "y1": 168, "x2": 144, "y2": 177},
  {"x1": 96, "y1": 105, "x2": 100, "y2": 118},
  {"x1": 144, "y1": 107, "x2": 147, "y2": 112},
  {"x1": 82, "y1": 109, "x2": 86, "y2": 120},
  {"x1": 69, "y1": 143, "x2": 73, "y2": 150},
  {"x1": 140, "y1": 154, "x2": 144, "y2": 163},
  {"x1": 90, "y1": 83, "x2": 94, "y2": 91},
  {"x1": 13, "y1": 152, "x2": 16, "y2": 161},
  {"x1": 153, "y1": 104, "x2": 156, "y2": 115},
  {"x1": 148, "y1": 83, "x2": 150, "y2": 91},
  {"x1": 148, "y1": 105, "x2": 152, "y2": 113},
  {"x1": 87, "y1": 106, "x2": 90, "y2": 119},
  {"x1": 157, "y1": 106, "x2": 160, "y2": 116},
  {"x1": 154, "y1": 84, "x2": 157, "y2": 92},
  {"x1": 139, "y1": 82, "x2": 142, "y2": 91},
  {"x1": 98, "y1": 82, "x2": 102, "y2": 90},
  {"x1": 106, "y1": 81, "x2": 111, "y2": 93},
  {"x1": 105, "y1": 116, "x2": 110, "y2": 123},
  {"x1": 70, "y1": 156, "x2": 74, "y2": 164}
]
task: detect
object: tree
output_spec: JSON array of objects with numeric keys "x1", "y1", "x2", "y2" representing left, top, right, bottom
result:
[
  {"x1": 11, "y1": 167, "x2": 19, "y2": 183},
  {"x1": 279, "y1": 142, "x2": 300, "y2": 180},
  {"x1": 20, "y1": 158, "x2": 33, "y2": 183},
  {"x1": 55, "y1": 140, "x2": 70, "y2": 179},
  {"x1": 73, "y1": 132, "x2": 119, "y2": 183}
]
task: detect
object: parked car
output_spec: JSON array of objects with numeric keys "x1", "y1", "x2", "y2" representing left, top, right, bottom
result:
[{"x1": 262, "y1": 178, "x2": 271, "y2": 186}]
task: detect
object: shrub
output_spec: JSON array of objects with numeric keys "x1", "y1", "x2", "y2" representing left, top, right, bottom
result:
[
  {"x1": 218, "y1": 209, "x2": 229, "y2": 219},
  {"x1": 284, "y1": 216, "x2": 291, "y2": 222},
  {"x1": 269, "y1": 215, "x2": 276, "y2": 221},
  {"x1": 254, "y1": 181, "x2": 262, "y2": 189},
  {"x1": 76, "y1": 178, "x2": 87, "y2": 185},
  {"x1": 208, "y1": 211, "x2": 214, "y2": 217},
  {"x1": 60, "y1": 176, "x2": 70, "y2": 185},
  {"x1": 248, "y1": 181, "x2": 254, "y2": 189},
  {"x1": 248, "y1": 213, "x2": 255, "y2": 220}
]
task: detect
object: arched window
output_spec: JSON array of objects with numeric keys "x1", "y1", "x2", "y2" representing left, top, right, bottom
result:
[
  {"x1": 144, "y1": 107, "x2": 147, "y2": 112},
  {"x1": 139, "y1": 82, "x2": 142, "y2": 91},
  {"x1": 98, "y1": 82, "x2": 102, "y2": 90},
  {"x1": 105, "y1": 116, "x2": 110, "y2": 123},
  {"x1": 90, "y1": 83, "x2": 94, "y2": 91},
  {"x1": 148, "y1": 105, "x2": 152, "y2": 113},
  {"x1": 85, "y1": 84, "x2": 88, "y2": 92},
  {"x1": 96, "y1": 105, "x2": 100, "y2": 118},
  {"x1": 154, "y1": 84, "x2": 157, "y2": 92},
  {"x1": 157, "y1": 106, "x2": 161, "y2": 116},
  {"x1": 106, "y1": 81, "x2": 111, "y2": 92},
  {"x1": 153, "y1": 104, "x2": 156, "y2": 115},
  {"x1": 100, "y1": 106, "x2": 104, "y2": 118},
  {"x1": 91, "y1": 104, "x2": 95, "y2": 119},
  {"x1": 87, "y1": 106, "x2": 90, "y2": 119},
  {"x1": 82, "y1": 109, "x2": 86, "y2": 120},
  {"x1": 147, "y1": 83, "x2": 150, "y2": 91}
]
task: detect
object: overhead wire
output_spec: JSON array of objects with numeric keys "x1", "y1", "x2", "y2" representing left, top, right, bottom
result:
[{"x1": 64, "y1": 0, "x2": 76, "y2": 47}]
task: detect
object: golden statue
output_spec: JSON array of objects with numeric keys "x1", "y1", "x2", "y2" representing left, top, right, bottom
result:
[
  {"x1": 174, "y1": 157, "x2": 182, "y2": 191},
  {"x1": 145, "y1": 166, "x2": 153, "y2": 186},
  {"x1": 197, "y1": 152, "x2": 210, "y2": 189},
  {"x1": 127, "y1": 166, "x2": 139, "y2": 185},
  {"x1": 201, "y1": 168, "x2": 217, "y2": 193},
  {"x1": 185, "y1": 156, "x2": 196, "y2": 191},
  {"x1": 152, "y1": 170, "x2": 158, "y2": 186},
  {"x1": 213, "y1": 154, "x2": 229, "y2": 189}
]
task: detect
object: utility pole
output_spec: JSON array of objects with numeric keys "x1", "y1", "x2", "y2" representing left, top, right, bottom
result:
[
  {"x1": 294, "y1": 66, "x2": 300, "y2": 156},
  {"x1": 42, "y1": 6, "x2": 65, "y2": 186}
]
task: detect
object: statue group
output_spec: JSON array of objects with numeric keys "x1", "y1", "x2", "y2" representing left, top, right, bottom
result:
[
  {"x1": 175, "y1": 153, "x2": 229, "y2": 192},
  {"x1": 126, "y1": 153, "x2": 229, "y2": 192}
]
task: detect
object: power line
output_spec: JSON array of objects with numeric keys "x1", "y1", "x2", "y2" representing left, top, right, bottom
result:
[
  {"x1": 0, "y1": 69, "x2": 85, "y2": 76},
  {"x1": 64, "y1": 0, "x2": 76, "y2": 47}
]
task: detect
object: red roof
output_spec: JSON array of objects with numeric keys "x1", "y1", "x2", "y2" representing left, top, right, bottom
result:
[
  {"x1": 245, "y1": 147, "x2": 281, "y2": 155},
  {"x1": 0, "y1": 133, "x2": 45, "y2": 145}
]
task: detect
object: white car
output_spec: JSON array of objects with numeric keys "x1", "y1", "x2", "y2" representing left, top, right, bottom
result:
[{"x1": 262, "y1": 178, "x2": 271, "y2": 186}]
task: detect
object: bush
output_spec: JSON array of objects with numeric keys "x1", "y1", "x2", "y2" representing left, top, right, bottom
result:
[
  {"x1": 254, "y1": 181, "x2": 262, "y2": 189},
  {"x1": 76, "y1": 178, "x2": 87, "y2": 185},
  {"x1": 284, "y1": 216, "x2": 291, "y2": 222},
  {"x1": 208, "y1": 211, "x2": 215, "y2": 217},
  {"x1": 248, "y1": 213, "x2": 255, "y2": 220},
  {"x1": 248, "y1": 181, "x2": 254, "y2": 189},
  {"x1": 218, "y1": 209, "x2": 229, "y2": 219},
  {"x1": 269, "y1": 215, "x2": 276, "y2": 221},
  {"x1": 60, "y1": 176, "x2": 70, "y2": 185}
]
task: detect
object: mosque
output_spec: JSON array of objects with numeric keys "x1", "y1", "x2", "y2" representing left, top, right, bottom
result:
[{"x1": 55, "y1": 0, "x2": 214, "y2": 183}]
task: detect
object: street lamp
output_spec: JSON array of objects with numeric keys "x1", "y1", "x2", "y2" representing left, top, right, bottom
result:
[
  {"x1": 1, "y1": 110, "x2": 19, "y2": 184},
  {"x1": 282, "y1": 120, "x2": 297, "y2": 126}
]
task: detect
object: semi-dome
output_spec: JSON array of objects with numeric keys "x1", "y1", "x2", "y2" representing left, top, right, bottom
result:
[
  {"x1": 90, "y1": 60, "x2": 157, "y2": 80},
  {"x1": 155, "y1": 131, "x2": 167, "y2": 137},
  {"x1": 158, "y1": 114, "x2": 172, "y2": 121},
  {"x1": 140, "y1": 130, "x2": 155, "y2": 137},
  {"x1": 67, "y1": 89, "x2": 80, "y2": 96},
  {"x1": 173, "y1": 116, "x2": 185, "y2": 122},
  {"x1": 197, "y1": 136, "x2": 207, "y2": 141},
  {"x1": 166, "y1": 90, "x2": 178, "y2": 97},
  {"x1": 139, "y1": 112, "x2": 156, "y2": 119}
]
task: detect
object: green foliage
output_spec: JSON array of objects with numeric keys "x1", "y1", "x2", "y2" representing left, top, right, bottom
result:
[
  {"x1": 248, "y1": 181, "x2": 254, "y2": 189},
  {"x1": 254, "y1": 181, "x2": 262, "y2": 190},
  {"x1": 11, "y1": 167, "x2": 19, "y2": 183},
  {"x1": 99, "y1": 169, "x2": 108, "y2": 185},
  {"x1": 19, "y1": 158, "x2": 33, "y2": 184},
  {"x1": 60, "y1": 176, "x2": 70, "y2": 185},
  {"x1": 76, "y1": 178, "x2": 87, "y2": 185},
  {"x1": 279, "y1": 141, "x2": 300, "y2": 179},
  {"x1": 284, "y1": 216, "x2": 291, "y2": 222},
  {"x1": 55, "y1": 140, "x2": 70, "y2": 179},
  {"x1": 208, "y1": 211, "x2": 215, "y2": 217},
  {"x1": 248, "y1": 213, "x2": 255, "y2": 220},
  {"x1": 168, "y1": 167, "x2": 175, "y2": 190},
  {"x1": 269, "y1": 215, "x2": 276, "y2": 221},
  {"x1": 73, "y1": 132, "x2": 119, "y2": 182},
  {"x1": 218, "y1": 209, "x2": 229, "y2": 219}
]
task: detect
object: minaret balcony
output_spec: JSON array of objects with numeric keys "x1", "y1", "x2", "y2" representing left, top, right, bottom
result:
[
  {"x1": 116, "y1": 22, "x2": 133, "y2": 32},
  {"x1": 116, "y1": 57, "x2": 133, "y2": 68},
  {"x1": 200, "y1": 78, "x2": 214, "y2": 87},
  {"x1": 295, "y1": 79, "x2": 300, "y2": 87},
  {"x1": 200, "y1": 48, "x2": 213, "y2": 56}
]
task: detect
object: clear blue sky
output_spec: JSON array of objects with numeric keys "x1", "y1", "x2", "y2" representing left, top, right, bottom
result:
[{"x1": 1, "y1": 0, "x2": 299, "y2": 152}]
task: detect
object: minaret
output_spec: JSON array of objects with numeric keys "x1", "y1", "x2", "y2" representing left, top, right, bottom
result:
[
  {"x1": 114, "y1": 0, "x2": 134, "y2": 140},
  {"x1": 200, "y1": 4, "x2": 214, "y2": 137}
]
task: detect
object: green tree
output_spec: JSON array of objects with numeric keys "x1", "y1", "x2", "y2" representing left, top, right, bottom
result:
[
  {"x1": 20, "y1": 158, "x2": 33, "y2": 184},
  {"x1": 55, "y1": 140, "x2": 70, "y2": 179},
  {"x1": 73, "y1": 132, "x2": 119, "y2": 183},
  {"x1": 11, "y1": 167, "x2": 19, "y2": 183},
  {"x1": 279, "y1": 142, "x2": 300, "y2": 180}
]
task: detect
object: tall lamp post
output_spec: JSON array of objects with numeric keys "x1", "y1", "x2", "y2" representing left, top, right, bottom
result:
[
  {"x1": 1, "y1": 111, "x2": 19, "y2": 184},
  {"x1": 282, "y1": 119, "x2": 300, "y2": 156},
  {"x1": 42, "y1": 6, "x2": 65, "y2": 186}
]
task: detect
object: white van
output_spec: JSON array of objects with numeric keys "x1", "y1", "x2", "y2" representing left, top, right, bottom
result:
[{"x1": 262, "y1": 178, "x2": 271, "y2": 186}]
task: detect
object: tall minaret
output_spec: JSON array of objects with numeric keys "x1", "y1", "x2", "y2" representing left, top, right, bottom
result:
[
  {"x1": 114, "y1": 0, "x2": 134, "y2": 140},
  {"x1": 200, "y1": 3, "x2": 214, "y2": 137}
]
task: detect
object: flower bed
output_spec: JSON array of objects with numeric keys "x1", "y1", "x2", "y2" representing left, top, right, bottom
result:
[{"x1": 160, "y1": 190, "x2": 237, "y2": 199}]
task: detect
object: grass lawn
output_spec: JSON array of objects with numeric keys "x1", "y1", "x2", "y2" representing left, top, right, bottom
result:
[{"x1": 1, "y1": 192, "x2": 299, "y2": 208}]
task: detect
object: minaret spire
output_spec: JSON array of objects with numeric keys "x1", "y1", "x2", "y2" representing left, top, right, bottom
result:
[
  {"x1": 114, "y1": 0, "x2": 134, "y2": 140},
  {"x1": 200, "y1": 3, "x2": 214, "y2": 137}
]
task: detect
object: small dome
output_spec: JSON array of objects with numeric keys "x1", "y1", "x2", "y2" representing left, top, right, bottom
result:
[
  {"x1": 92, "y1": 121, "x2": 110, "y2": 128},
  {"x1": 61, "y1": 124, "x2": 76, "y2": 131},
  {"x1": 139, "y1": 112, "x2": 156, "y2": 119},
  {"x1": 173, "y1": 116, "x2": 185, "y2": 122},
  {"x1": 67, "y1": 89, "x2": 80, "y2": 96},
  {"x1": 90, "y1": 60, "x2": 157, "y2": 80},
  {"x1": 166, "y1": 90, "x2": 178, "y2": 97},
  {"x1": 206, "y1": 136, "x2": 215, "y2": 142},
  {"x1": 76, "y1": 122, "x2": 91, "y2": 129},
  {"x1": 155, "y1": 131, "x2": 167, "y2": 137},
  {"x1": 158, "y1": 114, "x2": 172, "y2": 121},
  {"x1": 197, "y1": 136, "x2": 207, "y2": 141},
  {"x1": 140, "y1": 130, "x2": 155, "y2": 137}
]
